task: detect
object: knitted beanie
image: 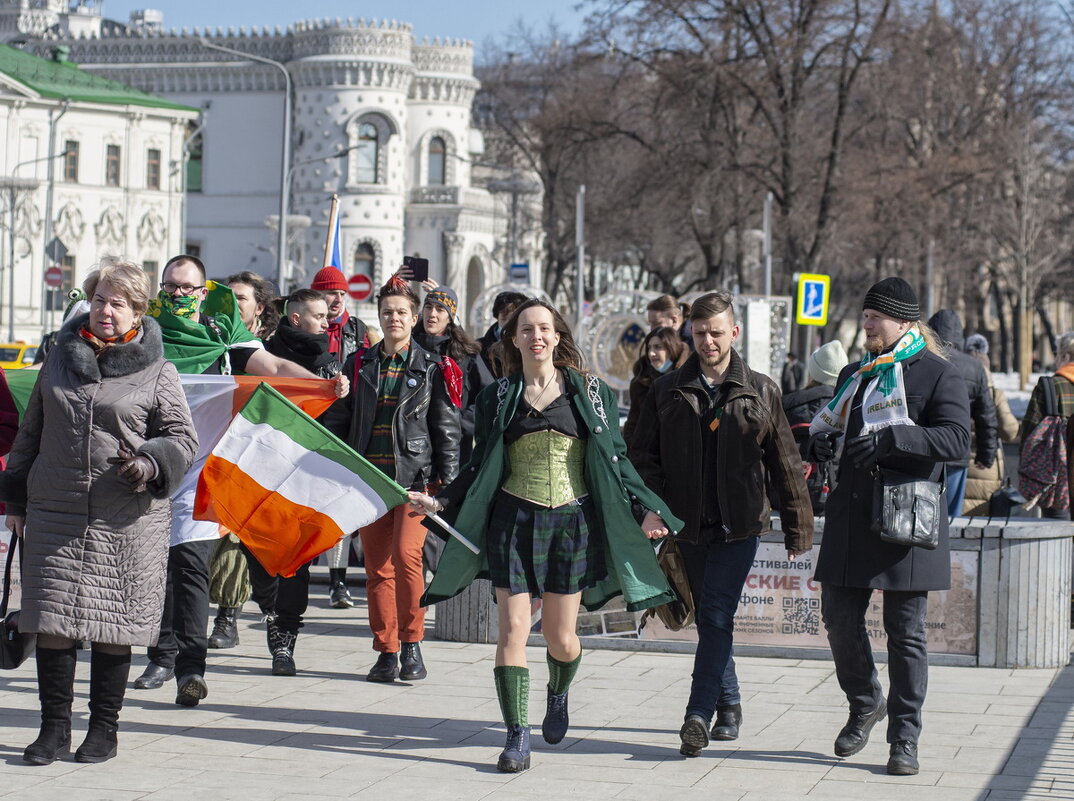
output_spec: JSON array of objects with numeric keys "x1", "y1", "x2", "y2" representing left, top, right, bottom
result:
[
  {"x1": 424, "y1": 287, "x2": 459, "y2": 320},
  {"x1": 808, "y1": 340, "x2": 850, "y2": 387},
  {"x1": 310, "y1": 267, "x2": 348, "y2": 292},
  {"x1": 863, "y1": 277, "x2": 920, "y2": 321}
]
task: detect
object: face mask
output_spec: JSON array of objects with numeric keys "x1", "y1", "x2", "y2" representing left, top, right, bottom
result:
[
  {"x1": 656, "y1": 359, "x2": 673, "y2": 374},
  {"x1": 158, "y1": 290, "x2": 199, "y2": 319}
]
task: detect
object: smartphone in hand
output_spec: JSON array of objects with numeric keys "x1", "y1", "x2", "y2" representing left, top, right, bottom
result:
[{"x1": 402, "y1": 256, "x2": 430, "y2": 282}]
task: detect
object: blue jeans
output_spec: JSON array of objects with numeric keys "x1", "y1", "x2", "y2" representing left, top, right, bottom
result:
[
  {"x1": 680, "y1": 536, "x2": 759, "y2": 721},
  {"x1": 945, "y1": 465, "x2": 968, "y2": 517},
  {"x1": 821, "y1": 584, "x2": 929, "y2": 743}
]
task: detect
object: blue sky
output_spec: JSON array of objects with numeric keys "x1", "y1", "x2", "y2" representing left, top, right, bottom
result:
[{"x1": 100, "y1": 1, "x2": 588, "y2": 53}]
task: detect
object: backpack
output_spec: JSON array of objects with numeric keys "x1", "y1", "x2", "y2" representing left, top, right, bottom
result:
[{"x1": 1018, "y1": 376, "x2": 1070, "y2": 512}]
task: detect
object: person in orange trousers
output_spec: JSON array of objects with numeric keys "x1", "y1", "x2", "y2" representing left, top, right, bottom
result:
[{"x1": 322, "y1": 275, "x2": 461, "y2": 681}]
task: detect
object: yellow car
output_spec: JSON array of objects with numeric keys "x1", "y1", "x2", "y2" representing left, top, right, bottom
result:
[{"x1": 0, "y1": 342, "x2": 38, "y2": 369}]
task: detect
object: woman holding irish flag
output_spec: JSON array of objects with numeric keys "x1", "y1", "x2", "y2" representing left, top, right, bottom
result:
[
  {"x1": 321, "y1": 276, "x2": 461, "y2": 686},
  {"x1": 408, "y1": 298, "x2": 680, "y2": 773}
]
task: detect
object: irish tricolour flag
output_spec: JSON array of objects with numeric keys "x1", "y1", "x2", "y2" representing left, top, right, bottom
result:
[{"x1": 194, "y1": 383, "x2": 408, "y2": 577}]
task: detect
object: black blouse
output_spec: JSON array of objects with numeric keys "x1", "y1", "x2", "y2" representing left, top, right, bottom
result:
[{"x1": 505, "y1": 377, "x2": 588, "y2": 445}]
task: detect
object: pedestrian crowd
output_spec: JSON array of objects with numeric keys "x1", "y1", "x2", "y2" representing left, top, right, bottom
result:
[{"x1": 1, "y1": 261, "x2": 1071, "y2": 779}]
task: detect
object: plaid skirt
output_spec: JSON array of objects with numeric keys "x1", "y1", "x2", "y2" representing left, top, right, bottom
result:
[{"x1": 486, "y1": 490, "x2": 607, "y2": 596}]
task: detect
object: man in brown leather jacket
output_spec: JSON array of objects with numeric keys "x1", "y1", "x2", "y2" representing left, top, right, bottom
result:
[{"x1": 634, "y1": 291, "x2": 813, "y2": 758}]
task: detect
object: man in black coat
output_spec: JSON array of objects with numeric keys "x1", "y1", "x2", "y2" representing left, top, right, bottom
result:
[
  {"x1": 926, "y1": 309, "x2": 998, "y2": 516},
  {"x1": 807, "y1": 278, "x2": 969, "y2": 777}
]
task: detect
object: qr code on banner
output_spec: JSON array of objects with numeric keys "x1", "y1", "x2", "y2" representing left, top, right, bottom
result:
[{"x1": 781, "y1": 596, "x2": 820, "y2": 635}]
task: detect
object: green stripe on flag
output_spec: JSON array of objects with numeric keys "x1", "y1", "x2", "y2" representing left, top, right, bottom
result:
[
  {"x1": 4, "y1": 368, "x2": 39, "y2": 418},
  {"x1": 240, "y1": 382, "x2": 409, "y2": 510}
]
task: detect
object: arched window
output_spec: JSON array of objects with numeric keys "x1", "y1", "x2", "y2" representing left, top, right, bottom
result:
[
  {"x1": 356, "y1": 123, "x2": 379, "y2": 184},
  {"x1": 428, "y1": 136, "x2": 446, "y2": 186},
  {"x1": 354, "y1": 242, "x2": 376, "y2": 278}
]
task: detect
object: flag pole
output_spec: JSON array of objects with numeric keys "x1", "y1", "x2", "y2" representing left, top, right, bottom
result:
[
  {"x1": 322, "y1": 194, "x2": 339, "y2": 269},
  {"x1": 428, "y1": 512, "x2": 480, "y2": 554}
]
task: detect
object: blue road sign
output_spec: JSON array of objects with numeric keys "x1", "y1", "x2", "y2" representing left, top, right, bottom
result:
[{"x1": 795, "y1": 273, "x2": 830, "y2": 326}]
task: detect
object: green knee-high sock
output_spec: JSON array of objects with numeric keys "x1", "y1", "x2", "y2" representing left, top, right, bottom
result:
[
  {"x1": 546, "y1": 650, "x2": 581, "y2": 695},
  {"x1": 494, "y1": 666, "x2": 529, "y2": 727}
]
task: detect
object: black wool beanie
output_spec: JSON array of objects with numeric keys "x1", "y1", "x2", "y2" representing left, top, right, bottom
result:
[{"x1": 863, "y1": 277, "x2": 920, "y2": 322}]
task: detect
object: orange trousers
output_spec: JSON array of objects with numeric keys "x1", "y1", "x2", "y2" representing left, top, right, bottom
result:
[{"x1": 359, "y1": 506, "x2": 427, "y2": 653}]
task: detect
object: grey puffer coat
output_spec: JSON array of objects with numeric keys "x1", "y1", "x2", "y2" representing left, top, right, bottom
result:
[{"x1": 0, "y1": 314, "x2": 197, "y2": 646}]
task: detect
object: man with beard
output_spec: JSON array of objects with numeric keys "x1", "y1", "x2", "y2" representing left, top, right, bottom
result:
[
  {"x1": 807, "y1": 277, "x2": 969, "y2": 776},
  {"x1": 133, "y1": 255, "x2": 347, "y2": 707},
  {"x1": 634, "y1": 291, "x2": 813, "y2": 758}
]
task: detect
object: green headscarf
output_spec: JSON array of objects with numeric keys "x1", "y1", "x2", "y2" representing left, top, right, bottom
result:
[{"x1": 145, "y1": 280, "x2": 258, "y2": 374}]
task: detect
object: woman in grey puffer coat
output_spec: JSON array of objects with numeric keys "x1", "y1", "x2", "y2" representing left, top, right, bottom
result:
[{"x1": 0, "y1": 259, "x2": 197, "y2": 766}]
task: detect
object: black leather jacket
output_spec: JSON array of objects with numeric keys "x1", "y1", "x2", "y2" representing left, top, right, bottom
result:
[
  {"x1": 633, "y1": 350, "x2": 814, "y2": 552},
  {"x1": 321, "y1": 340, "x2": 460, "y2": 491}
]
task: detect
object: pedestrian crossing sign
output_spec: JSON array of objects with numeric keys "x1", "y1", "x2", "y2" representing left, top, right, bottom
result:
[{"x1": 795, "y1": 273, "x2": 830, "y2": 326}]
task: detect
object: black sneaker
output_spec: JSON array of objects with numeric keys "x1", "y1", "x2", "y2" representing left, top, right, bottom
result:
[{"x1": 329, "y1": 582, "x2": 354, "y2": 608}]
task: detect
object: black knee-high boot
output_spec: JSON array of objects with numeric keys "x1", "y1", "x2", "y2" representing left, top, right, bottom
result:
[
  {"x1": 23, "y1": 646, "x2": 77, "y2": 765},
  {"x1": 75, "y1": 649, "x2": 132, "y2": 763}
]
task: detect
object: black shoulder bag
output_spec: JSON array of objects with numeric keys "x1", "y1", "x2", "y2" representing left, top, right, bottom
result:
[
  {"x1": 871, "y1": 467, "x2": 943, "y2": 550},
  {"x1": 1, "y1": 537, "x2": 36, "y2": 670}
]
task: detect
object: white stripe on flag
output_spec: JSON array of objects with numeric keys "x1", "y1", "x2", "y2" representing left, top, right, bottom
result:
[
  {"x1": 213, "y1": 415, "x2": 391, "y2": 532},
  {"x1": 172, "y1": 375, "x2": 242, "y2": 545}
]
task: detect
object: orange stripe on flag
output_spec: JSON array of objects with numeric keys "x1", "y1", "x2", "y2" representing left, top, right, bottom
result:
[
  {"x1": 195, "y1": 454, "x2": 345, "y2": 577},
  {"x1": 231, "y1": 375, "x2": 337, "y2": 419}
]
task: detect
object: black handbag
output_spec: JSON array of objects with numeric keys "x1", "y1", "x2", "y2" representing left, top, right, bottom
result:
[
  {"x1": 1, "y1": 536, "x2": 36, "y2": 670},
  {"x1": 871, "y1": 468, "x2": 942, "y2": 550}
]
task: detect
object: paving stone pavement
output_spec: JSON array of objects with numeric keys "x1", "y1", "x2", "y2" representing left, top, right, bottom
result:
[{"x1": 1, "y1": 587, "x2": 1071, "y2": 801}]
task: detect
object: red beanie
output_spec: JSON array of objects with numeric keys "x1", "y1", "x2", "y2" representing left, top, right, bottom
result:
[{"x1": 310, "y1": 267, "x2": 348, "y2": 292}]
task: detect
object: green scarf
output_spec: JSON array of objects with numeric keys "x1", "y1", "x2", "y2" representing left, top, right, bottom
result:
[
  {"x1": 144, "y1": 280, "x2": 258, "y2": 374},
  {"x1": 810, "y1": 325, "x2": 925, "y2": 436}
]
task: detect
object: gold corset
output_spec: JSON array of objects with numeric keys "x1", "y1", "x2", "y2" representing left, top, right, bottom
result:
[{"x1": 501, "y1": 430, "x2": 588, "y2": 508}]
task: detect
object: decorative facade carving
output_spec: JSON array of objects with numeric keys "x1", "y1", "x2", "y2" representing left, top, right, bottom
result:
[
  {"x1": 95, "y1": 206, "x2": 126, "y2": 246},
  {"x1": 137, "y1": 209, "x2": 166, "y2": 247},
  {"x1": 54, "y1": 202, "x2": 85, "y2": 245},
  {"x1": 13, "y1": 194, "x2": 41, "y2": 257}
]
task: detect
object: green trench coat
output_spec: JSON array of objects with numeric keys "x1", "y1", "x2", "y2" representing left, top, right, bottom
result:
[{"x1": 421, "y1": 368, "x2": 683, "y2": 612}]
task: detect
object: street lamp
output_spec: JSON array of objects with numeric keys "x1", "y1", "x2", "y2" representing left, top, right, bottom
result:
[
  {"x1": 1, "y1": 150, "x2": 70, "y2": 341},
  {"x1": 198, "y1": 37, "x2": 293, "y2": 290}
]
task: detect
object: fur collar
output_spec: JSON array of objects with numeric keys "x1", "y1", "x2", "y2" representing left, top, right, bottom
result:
[{"x1": 55, "y1": 313, "x2": 164, "y2": 382}]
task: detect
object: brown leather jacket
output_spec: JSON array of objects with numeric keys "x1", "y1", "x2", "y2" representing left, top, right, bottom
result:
[{"x1": 633, "y1": 350, "x2": 814, "y2": 552}]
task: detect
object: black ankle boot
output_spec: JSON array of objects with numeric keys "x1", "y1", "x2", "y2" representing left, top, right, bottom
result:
[
  {"x1": 710, "y1": 703, "x2": 742, "y2": 740},
  {"x1": 497, "y1": 724, "x2": 531, "y2": 772},
  {"x1": 542, "y1": 686, "x2": 569, "y2": 744},
  {"x1": 207, "y1": 606, "x2": 239, "y2": 649},
  {"x1": 366, "y1": 651, "x2": 399, "y2": 682},
  {"x1": 23, "y1": 646, "x2": 77, "y2": 766},
  {"x1": 268, "y1": 625, "x2": 297, "y2": 677},
  {"x1": 75, "y1": 649, "x2": 132, "y2": 763},
  {"x1": 399, "y1": 642, "x2": 427, "y2": 681}
]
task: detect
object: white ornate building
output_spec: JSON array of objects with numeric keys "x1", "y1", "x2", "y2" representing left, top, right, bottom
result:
[
  {"x1": 0, "y1": 25, "x2": 195, "y2": 343},
  {"x1": 6, "y1": 2, "x2": 535, "y2": 323}
]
